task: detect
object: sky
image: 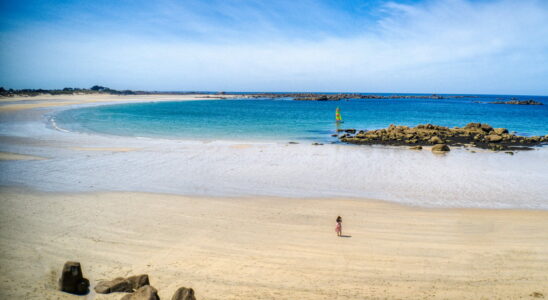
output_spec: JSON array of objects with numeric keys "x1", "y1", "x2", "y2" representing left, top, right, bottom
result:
[{"x1": 1, "y1": 0, "x2": 547, "y2": 94}]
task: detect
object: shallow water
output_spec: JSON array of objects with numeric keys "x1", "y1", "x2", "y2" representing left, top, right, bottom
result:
[
  {"x1": 54, "y1": 95, "x2": 548, "y2": 141},
  {"x1": 1, "y1": 97, "x2": 548, "y2": 209}
]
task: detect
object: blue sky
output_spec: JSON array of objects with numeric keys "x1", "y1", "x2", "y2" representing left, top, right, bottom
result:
[{"x1": 1, "y1": 0, "x2": 547, "y2": 94}]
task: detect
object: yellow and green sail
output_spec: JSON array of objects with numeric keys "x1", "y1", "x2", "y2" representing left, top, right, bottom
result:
[{"x1": 335, "y1": 107, "x2": 343, "y2": 122}]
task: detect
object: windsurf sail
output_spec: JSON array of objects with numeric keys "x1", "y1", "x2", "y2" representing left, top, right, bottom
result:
[{"x1": 335, "y1": 107, "x2": 343, "y2": 123}]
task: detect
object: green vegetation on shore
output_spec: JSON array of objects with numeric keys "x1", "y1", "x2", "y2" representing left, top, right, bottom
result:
[{"x1": 0, "y1": 86, "x2": 212, "y2": 97}]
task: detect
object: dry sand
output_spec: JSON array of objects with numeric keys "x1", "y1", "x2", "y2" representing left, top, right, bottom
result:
[
  {"x1": 70, "y1": 147, "x2": 139, "y2": 152},
  {"x1": 0, "y1": 190, "x2": 546, "y2": 299},
  {"x1": 0, "y1": 151, "x2": 47, "y2": 160},
  {"x1": 0, "y1": 93, "x2": 240, "y2": 111}
]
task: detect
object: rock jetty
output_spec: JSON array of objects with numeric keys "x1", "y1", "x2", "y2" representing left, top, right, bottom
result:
[
  {"x1": 490, "y1": 99, "x2": 543, "y2": 105},
  {"x1": 249, "y1": 93, "x2": 467, "y2": 101},
  {"x1": 338, "y1": 123, "x2": 547, "y2": 151}
]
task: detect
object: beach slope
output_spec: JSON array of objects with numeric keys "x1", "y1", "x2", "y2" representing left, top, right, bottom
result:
[{"x1": 0, "y1": 190, "x2": 546, "y2": 299}]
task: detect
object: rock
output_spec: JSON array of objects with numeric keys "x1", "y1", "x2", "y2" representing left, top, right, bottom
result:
[
  {"x1": 330, "y1": 134, "x2": 338, "y2": 137},
  {"x1": 480, "y1": 123, "x2": 493, "y2": 132},
  {"x1": 288, "y1": 141, "x2": 298, "y2": 144},
  {"x1": 491, "y1": 99, "x2": 543, "y2": 105},
  {"x1": 59, "y1": 261, "x2": 90, "y2": 295},
  {"x1": 95, "y1": 274, "x2": 150, "y2": 294},
  {"x1": 95, "y1": 277, "x2": 130, "y2": 294},
  {"x1": 121, "y1": 285, "x2": 160, "y2": 300},
  {"x1": 464, "y1": 122, "x2": 481, "y2": 129},
  {"x1": 171, "y1": 287, "x2": 196, "y2": 300},
  {"x1": 485, "y1": 134, "x2": 503, "y2": 143},
  {"x1": 493, "y1": 128, "x2": 508, "y2": 135},
  {"x1": 505, "y1": 151, "x2": 514, "y2": 155},
  {"x1": 409, "y1": 146, "x2": 422, "y2": 150},
  {"x1": 431, "y1": 144, "x2": 450, "y2": 152},
  {"x1": 488, "y1": 143, "x2": 504, "y2": 151},
  {"x1": 429, "y1": 136, "x2": 444, "y2": 144},
  {"x1": 338, "y1": 123, "x2": 546, "y2": 151},
  {"x1": 344, "y1": 129, "x2": 356, "y2": 134},
  {"x1": 530, "y1": 292, "x2": 544, "y2": 298},
  {"x1": 312, "y1": 142, "x2": 323, "y2": 146}
]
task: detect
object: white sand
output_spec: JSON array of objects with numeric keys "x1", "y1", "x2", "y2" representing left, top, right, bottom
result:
[
  {"x1": 0, "y1": 94, "x2": 241, "y2": 111},
  {"x1": 1, "y1": 129, "x2": 547, "y2": 208}
]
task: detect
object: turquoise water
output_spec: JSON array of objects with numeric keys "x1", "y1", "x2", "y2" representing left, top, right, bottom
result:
[{"x1": 54, "y1": 96, "x2": 548, "y2": 142}]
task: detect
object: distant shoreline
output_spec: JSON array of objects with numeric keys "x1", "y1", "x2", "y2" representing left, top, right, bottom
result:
[{"x1": 2, "y1": 86, "x2": 548, "y2": 99}]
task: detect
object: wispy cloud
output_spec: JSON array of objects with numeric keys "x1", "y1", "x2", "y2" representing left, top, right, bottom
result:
[{"x1": 1, "y1": 0, "x2": 547, "y2": 94}]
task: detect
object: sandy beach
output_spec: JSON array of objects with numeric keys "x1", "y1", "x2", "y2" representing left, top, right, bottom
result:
[
  {"x1": 1, "y1": 189, "x2": 547, "y2": 299},
  {"x1": 1, "y1": 94, "x2": 547, "y2": 299}
]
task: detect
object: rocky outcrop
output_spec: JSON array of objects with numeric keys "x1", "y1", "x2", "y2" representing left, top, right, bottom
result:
[
  {"x1": 339, "y1": 123, "x2": 547, "y2": 151},
  {"x1": 120, "y1": 285, "x2": 160, "y2": 300},
  {"x1": 59, "y1": 261, "x2": 90, "y2": 295},
  {"x1": 249, "y1": 93, "x2": 472, "y2": 101},
  {"x1": 491, "y1": 99, "x2": 543, "y2": 105},
  {"x1": 95, "y1": 274, "x2": 150, "y2": 294},
  {"x1": 172, "y1": 287, "x2": 196, "y2": 300}
]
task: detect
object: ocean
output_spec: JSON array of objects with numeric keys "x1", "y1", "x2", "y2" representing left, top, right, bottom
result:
[{"x1": 54, "y1": 94, "x2": 548, "y2": 142}]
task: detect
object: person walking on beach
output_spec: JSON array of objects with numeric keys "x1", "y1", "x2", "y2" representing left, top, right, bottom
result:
[{"x1": 335, "y1": 216, "x2": 342, "y2": 236}]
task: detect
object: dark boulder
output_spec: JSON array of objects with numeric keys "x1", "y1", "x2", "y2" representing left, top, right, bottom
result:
[
  {"x1": 95, "y1": 277, "x2": 129, "y2": 294},
  {"x1": 95, "y1": 274, "x2": 150, "y2": 294},
  {"x1": 429, "y1": 136, "x2": 444, "y2": 144},
  {"x1": 480, "y1": 123, "x2": 493, "y2": 132},
  {"x1": 121, "y1": 285, "x2": 160, "y2": 300},
  {"x1": 58, "y1": 261, "x2": 90, "y2": 295},
  {"x1": 431, "y1": 144, "x2": 450, "y2": 152},
  {"x1": 171, "y1": 287, "x2": 196, "y2": 300}
]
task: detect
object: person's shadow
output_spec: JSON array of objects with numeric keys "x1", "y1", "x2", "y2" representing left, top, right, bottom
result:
[{"x1": 339, "y1": 235, "x2": 352, "y2": 238}]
